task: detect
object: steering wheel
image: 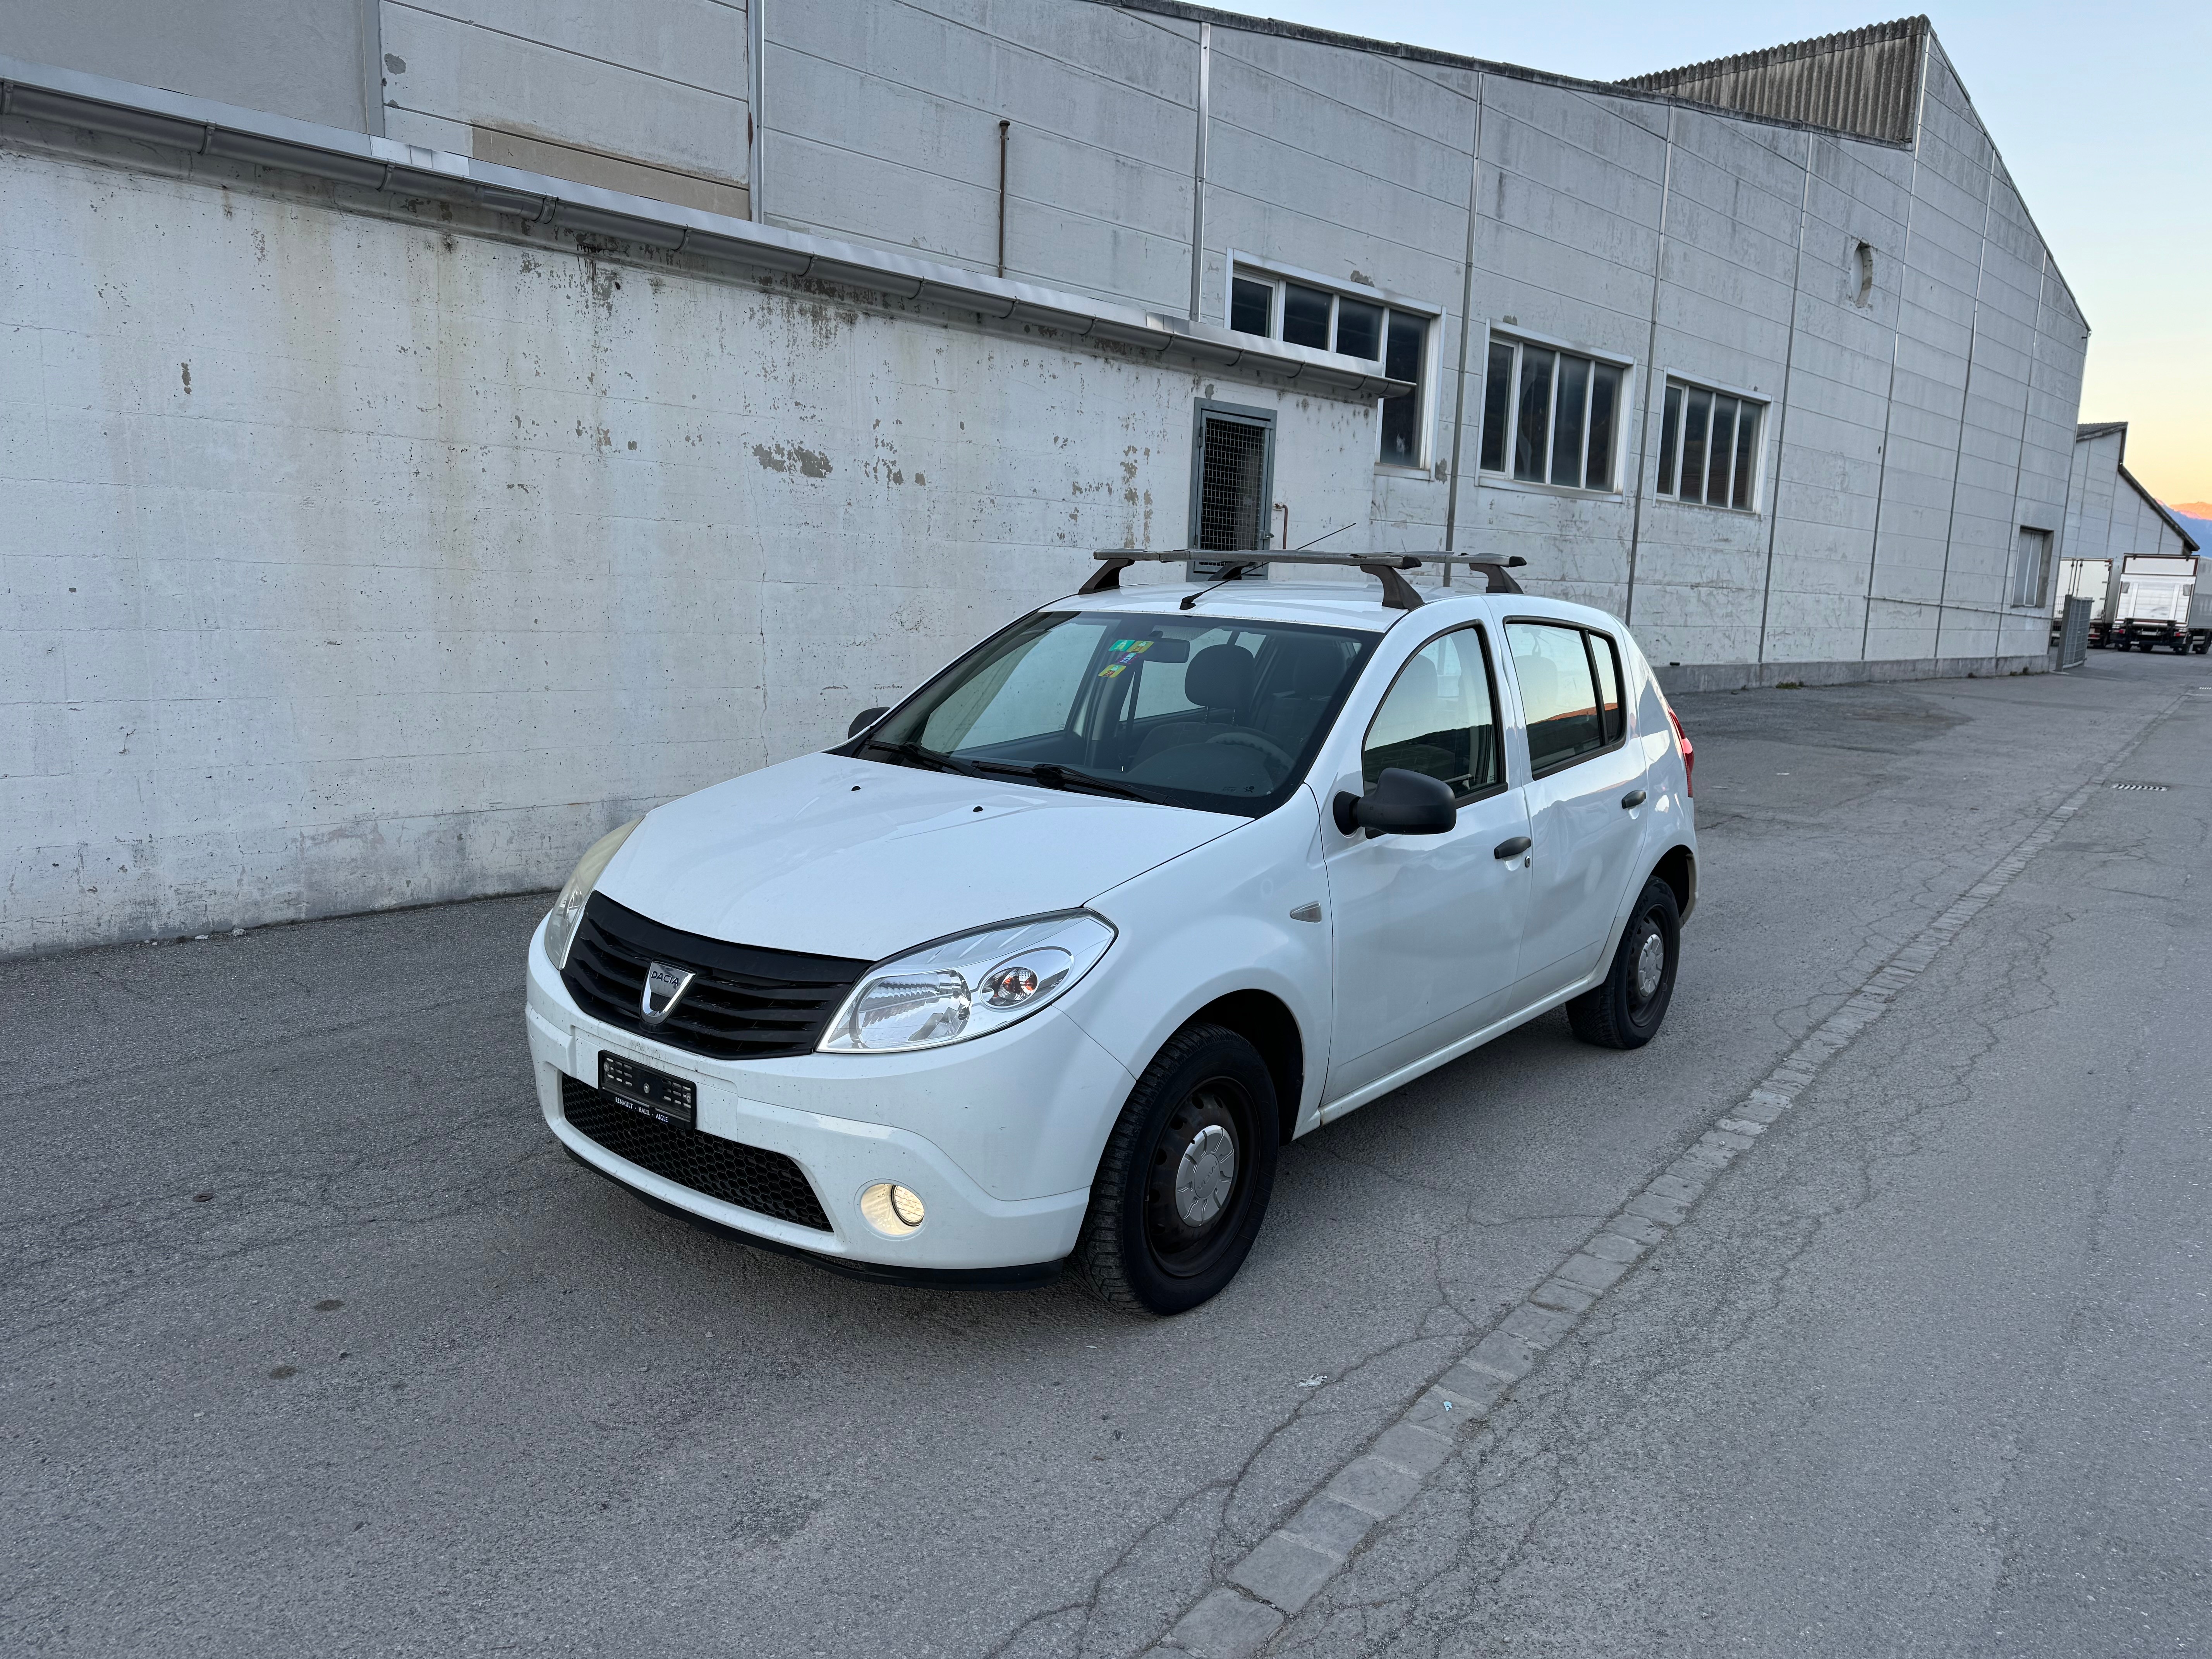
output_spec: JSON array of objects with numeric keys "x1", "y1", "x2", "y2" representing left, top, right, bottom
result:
[{"x1": 1205, "y1": 729, "x2": 1295, "y2": 773}]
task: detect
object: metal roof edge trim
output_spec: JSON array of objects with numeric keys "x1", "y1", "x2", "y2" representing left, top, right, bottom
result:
[
  {"x1": 0, "y1": 53, "x2": 1411, "y2": 402},
  {"x1": 2075, "y1": 420, "x2": 2128, "y2": 456},
  {"x1": 2114, "y1": 461, "x2": 2202, "y2": 556},
  {"x1": 1086, "y1": 0, "x2": 1917, "y2": 149},
  {"x1": 1915, "y1": 34, "x2": 2087, "y2": 334}
]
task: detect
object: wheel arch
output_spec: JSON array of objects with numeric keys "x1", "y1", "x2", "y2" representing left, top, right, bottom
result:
[
  {"x1": 1651, "y1": 842, "x2": 1697, "y2": 922},
  {"x1": 1185, "y1": 989, "x2": 1304, "y2": 1147}
]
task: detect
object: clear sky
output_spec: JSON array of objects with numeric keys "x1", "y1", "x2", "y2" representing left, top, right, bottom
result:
[{"x1": 1247, "y1": 2, "x2": 2211, "y2": 510}]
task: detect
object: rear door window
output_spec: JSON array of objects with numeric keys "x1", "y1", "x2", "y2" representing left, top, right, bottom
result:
[{"x1": 1505, "y1": 621, "x2": 1606, "y2": 774}]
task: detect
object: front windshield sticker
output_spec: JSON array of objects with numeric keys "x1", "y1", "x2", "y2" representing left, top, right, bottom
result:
[{"x1": 1097, "y1": 639, "x2": 1155, "y2": 679}]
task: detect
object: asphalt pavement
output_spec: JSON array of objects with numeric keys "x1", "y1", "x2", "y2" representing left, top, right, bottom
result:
[{"x1": 5, "y1": 648, "x2": 2205, "y2": 1657}]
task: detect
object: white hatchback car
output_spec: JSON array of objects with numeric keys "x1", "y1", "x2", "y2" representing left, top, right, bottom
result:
[{"x1": 525, "y1": 554, "x2": 1697, "y2": 1314}]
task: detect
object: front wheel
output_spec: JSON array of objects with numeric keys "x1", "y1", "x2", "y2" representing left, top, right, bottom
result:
[
  {"x1": 1567, "y1": 876, "x2": 1682, "y2": 1050},
  {"x1": 1076, "y1": 1024, "x2": 1279, "y2": 1316}
]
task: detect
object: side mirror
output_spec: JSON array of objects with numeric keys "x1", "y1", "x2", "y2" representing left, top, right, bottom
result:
[
  {"x1": 1333, "y1": 768, "x2": 1457, "y2": 838},
  {"x1": 848, "y1": 706, "x2": 890, "y2": 738}
]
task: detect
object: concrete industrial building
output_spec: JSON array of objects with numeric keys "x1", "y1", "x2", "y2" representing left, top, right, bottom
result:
[
  {"x1": 1, "y1": 3, "x2": 2094, "y2": 953},
  {"x1": 2064, "y1": 422, "x2": 2200, "y2": 570}
]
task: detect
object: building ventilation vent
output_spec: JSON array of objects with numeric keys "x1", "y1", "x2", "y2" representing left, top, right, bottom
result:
[{"x1": 1619, "y1": 16, "x2": 1928, "y2": 146}]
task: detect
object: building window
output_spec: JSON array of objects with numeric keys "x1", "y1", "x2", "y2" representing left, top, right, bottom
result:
[
  {"x1": 2011, "y1": 527, "x2": 2052, "y2": 609},
  {"x1": 1380, "y1": 314, "x2": 1427, "y2": 467},
  {"x1": 1477, "y1": 335, "x2": 1624, "y2": 493},
  {"x1": 1655, "y1": 378, "x2": 1763, "y2": 510},
  {"x1": 1228, "y1": 262, "x2": 1435, "y2": 469}
]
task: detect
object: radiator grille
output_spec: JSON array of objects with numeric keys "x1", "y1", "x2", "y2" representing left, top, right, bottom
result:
[
  {"x1": 561, "y1": 1073, "x2": 832, "y2": 1231},
  {"x1": 560, "y1": 893, "x2": 868, "y2": 1061}
]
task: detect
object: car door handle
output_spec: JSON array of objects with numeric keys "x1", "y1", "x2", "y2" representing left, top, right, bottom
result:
[
  {"x1": 1621, "y1": 789, "x2": 1647, "y2": 809},
  {"x1": 1493, "y1": 836, "x2": 1532, "y2": 860}
]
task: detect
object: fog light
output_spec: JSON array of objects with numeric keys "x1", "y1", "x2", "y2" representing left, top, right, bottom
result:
[{"x1": 860, "y1": 1181, "x2": 926, "y2": 1237}]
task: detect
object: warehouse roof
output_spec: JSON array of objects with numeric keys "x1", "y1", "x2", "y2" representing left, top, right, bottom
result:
[
  {"x1": 1100, "y1": 2, "x2": 1925, "y2": 146},
  {"x1": 1620, "y1": 17, "x2": 1927, "y2": 145}
]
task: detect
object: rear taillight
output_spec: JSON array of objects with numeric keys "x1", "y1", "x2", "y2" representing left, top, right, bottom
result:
[{"x1": 1666, "y1": 703, "x2": 1694, "y2": 797}]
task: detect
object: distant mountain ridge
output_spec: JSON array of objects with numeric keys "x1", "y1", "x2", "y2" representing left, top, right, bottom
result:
[{"x1": 2169, "y1": 503, "x2": 2211, "y2": 550}]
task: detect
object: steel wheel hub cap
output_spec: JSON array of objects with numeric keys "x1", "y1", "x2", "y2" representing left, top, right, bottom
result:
[
  {"x1": 1173, "y1": 1123, "x2": 1238, "y2": 1228},
  {"x1": 1634, "y1": 928, "x2": 1666, "y2": 1001}
]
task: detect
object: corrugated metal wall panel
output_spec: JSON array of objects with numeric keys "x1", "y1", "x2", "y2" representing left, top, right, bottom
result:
[{"x1": 1620, "y1": 17, "x2": 1927, "y2": 146}]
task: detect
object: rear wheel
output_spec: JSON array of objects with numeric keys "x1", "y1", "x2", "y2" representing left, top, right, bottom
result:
[
  {"x1": 1076, "y1": 1024, "x2": 1278, "y2": 1316},
  {"x1": 1567, "y1": 877, "x2": 1681, "y2": 1050}
]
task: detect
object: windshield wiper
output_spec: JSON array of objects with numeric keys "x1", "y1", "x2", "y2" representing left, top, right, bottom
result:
[
  {"x1": 974, "y1": 760, "x2": 1168, "y2": 805},
  {"x1": 859, "y1": 737, "x2": 981, "y2": 777}
]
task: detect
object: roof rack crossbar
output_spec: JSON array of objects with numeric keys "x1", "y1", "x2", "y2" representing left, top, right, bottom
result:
[{"x1": 1079, "y1": 549, "x2": 1527, "y2": 606}]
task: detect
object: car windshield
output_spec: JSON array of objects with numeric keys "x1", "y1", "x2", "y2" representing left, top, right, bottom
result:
[{"x1": 862, "y1": 610, "x2": 1379, "y2": 815}]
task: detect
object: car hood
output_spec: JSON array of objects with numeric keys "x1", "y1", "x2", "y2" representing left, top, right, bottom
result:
[{"x1": 595, "y1": 752, "x2": 1245, "y2": 961}]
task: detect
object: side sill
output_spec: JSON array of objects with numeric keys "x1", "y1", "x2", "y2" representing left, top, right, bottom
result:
[{"x1": 1314, "y1": 975, "x2": 1600, "y2": 1129}]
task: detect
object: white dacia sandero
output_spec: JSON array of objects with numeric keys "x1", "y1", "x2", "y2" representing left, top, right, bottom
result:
[{"x1": 525, "y1": 552, "x2": 1697, "y2": 1314}]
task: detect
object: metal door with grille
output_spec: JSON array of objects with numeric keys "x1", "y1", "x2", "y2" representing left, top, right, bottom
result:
[
  {"x1": 2057, "y1": 595, "x2": 2090, "y2": 670},
  {"x1": 1187, "y1": 400, "x2": 1275, "y2": 580}
]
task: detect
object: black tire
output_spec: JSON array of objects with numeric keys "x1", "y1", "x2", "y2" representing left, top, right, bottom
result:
[
  {"x1": 1075, "y1": 1023, "x2": 1278, "y2": 1316},
  {"x1": 1566, "y1": 876, "x2": 1681, "y2": 1050}
]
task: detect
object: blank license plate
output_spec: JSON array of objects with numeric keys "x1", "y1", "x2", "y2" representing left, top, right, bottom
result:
[{"x1": 598, "y1": 1051, "x2": 696, "y2": 1129}]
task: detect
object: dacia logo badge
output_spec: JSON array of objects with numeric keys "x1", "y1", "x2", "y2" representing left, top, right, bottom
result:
[{"x1": 640, "y1": 962, "x2": 697, "y2": 1026}]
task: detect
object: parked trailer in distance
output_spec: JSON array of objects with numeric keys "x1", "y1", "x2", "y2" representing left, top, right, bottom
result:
[
  {"x1": 2105, "y1": 555, "x2": 2198, "y2": 653},
  {"x1": 2052, "y1": 558, "x2": 2112, "y2": 647},
  {"x1": 2187, "y1": 557, "x2": 2212, "y2": 654}
]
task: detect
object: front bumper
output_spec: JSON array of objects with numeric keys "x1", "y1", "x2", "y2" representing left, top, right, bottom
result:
[{"x1": 525, "y1": 915, "x2": 1132, "y2": 1273}]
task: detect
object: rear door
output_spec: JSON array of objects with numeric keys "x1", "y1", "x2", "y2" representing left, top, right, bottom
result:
[
  {"x1": 1501, "y1": 617, "x2": 1649, "y2": 1002},
  {"x1": 1324, "y1": 621, "x2": 1532, "y2": 1101}
]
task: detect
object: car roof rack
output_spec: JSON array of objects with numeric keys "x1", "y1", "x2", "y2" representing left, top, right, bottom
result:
[{"x1": 1079, "y1": 549, "x2": 1527, "y2": 609}]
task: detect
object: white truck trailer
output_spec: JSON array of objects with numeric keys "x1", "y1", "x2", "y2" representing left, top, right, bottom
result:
[{"x1": 2100, "y1": 555, "x2": 2200, "y2": 653}]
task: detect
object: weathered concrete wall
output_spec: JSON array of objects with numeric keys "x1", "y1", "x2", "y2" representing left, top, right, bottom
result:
[
  {"x1": 0, "y1": 1, "x2": 2099, "y2": 953},
  {"x1": 378, "y1": 0, "x2": 753, "y2": 202},
  {"x1": 0, "y1": 143, "x2": 1376, "y2": 955},
  {"x1": 0, "y1": 0, "x2": 381, "y2": 132}
]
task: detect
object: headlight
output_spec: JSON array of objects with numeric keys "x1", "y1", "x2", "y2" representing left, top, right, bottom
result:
[
  {"x1": 542, "y1": 816, "x2": 644, "y2": 970},
  {"x1": 819, "y1": 911, "x2": 1116, "y2": 1053}
]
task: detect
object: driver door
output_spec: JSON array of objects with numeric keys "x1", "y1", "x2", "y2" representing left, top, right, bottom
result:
[{"x1": 1323, "y1": 623, "x2": 1532, "y2": 1105}]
